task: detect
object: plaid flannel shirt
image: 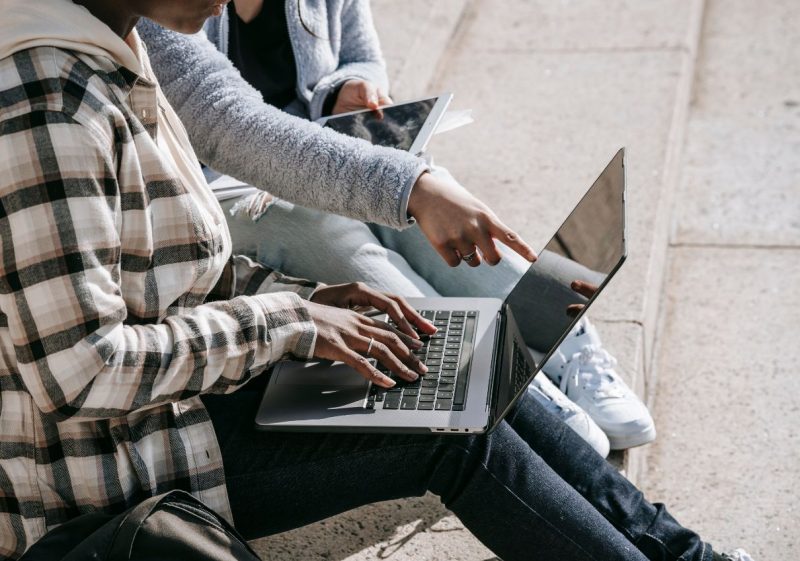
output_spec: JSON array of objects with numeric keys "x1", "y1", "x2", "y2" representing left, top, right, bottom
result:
[{"x1": 0, "y1": 42, "x2": 319, "y2": 559}]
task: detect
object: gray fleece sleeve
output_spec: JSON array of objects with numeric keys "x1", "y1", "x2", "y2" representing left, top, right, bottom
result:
[
  {"x1": 138, "y1": 19, "x2": 427, "y2": 229},
  {"x1": 307, "y1": 0, "x2": 389, "y2": 120}
]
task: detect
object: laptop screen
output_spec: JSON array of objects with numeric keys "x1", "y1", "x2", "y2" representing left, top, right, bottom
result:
[{"x1": 505, "y1": 149, "x2": 627, "y2": 366}]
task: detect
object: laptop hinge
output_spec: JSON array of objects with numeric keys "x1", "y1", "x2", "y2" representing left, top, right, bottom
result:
[{"x1": 486, "y1": 308, "x2": 507, "y2": 426}]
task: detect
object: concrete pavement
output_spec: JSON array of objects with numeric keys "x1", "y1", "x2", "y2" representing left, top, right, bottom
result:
[
  {"x1": 250, "y1": 1, "x2": 798, "y2": 559},
  {"x1": 639, "y1": 1, "x2": 800, "y2": 558}
]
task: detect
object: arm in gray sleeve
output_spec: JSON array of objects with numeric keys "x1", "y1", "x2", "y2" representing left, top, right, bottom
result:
[
  {"x1": 306, "y1": 0, "x2": 390, "y2": 120},
  {"x1": 138, "y1": 19, "x2": 427, "y2": 229}
]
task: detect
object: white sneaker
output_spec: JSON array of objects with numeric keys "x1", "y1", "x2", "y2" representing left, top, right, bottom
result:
[
  {"x1": 721, "y1": 550, "x2": 755, "y2": 561},
  {"x1": 527, "y1": 373, "x2": 610, "y2": 457},
  {"x1": 542, "y1": 318, "x2": 656, "y2": 450}
]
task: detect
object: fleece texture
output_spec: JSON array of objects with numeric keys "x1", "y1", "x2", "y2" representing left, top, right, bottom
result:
[
  {"x1": 139, "y1": 18, "x2": 427, "y2": 230},
  {"x1": 204, "y1": 0, "x2": 389, "y2": 121}
]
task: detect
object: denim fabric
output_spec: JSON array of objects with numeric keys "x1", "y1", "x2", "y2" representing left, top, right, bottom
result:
[{"x1": 201, "y1": 378, "x2": 712, "y2": 561}]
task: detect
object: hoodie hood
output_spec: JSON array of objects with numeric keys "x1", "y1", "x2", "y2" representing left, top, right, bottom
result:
[{"x1": 0, "y1": 0, "x2": 143, "y2": 74}]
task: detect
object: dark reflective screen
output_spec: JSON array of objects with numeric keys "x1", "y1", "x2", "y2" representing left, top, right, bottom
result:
[
  {"x1": 507, "y1": 149, "x2": 626, "y2": 362},
  {"x1": 323, "y1": 98, "x2": 437, "y2": 151}
]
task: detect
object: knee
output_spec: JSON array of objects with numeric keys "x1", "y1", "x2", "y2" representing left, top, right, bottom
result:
[{"x1": 428, "y1": 426, "x2": 512, "y2": 503}]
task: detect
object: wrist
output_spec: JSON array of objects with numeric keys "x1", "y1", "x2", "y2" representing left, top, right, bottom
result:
[
  {"x1": 407, "y1": 171, "x2": 433, "y2": 218},
  {"x1": 322, "y1": 82, "x2": 347, "y2": 117}
]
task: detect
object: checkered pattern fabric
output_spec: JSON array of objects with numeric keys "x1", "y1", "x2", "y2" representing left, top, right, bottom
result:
[{"x1": 0, "y1": 44, "x2": 318, "y2": 559}]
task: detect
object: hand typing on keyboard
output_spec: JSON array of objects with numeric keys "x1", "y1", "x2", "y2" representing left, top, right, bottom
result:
[
  {"x1": 374, "y1": 309, "x2": 477, "y2": 411},
  {"x1": 307, "y1": 283, "x2": 437, "y2": 388}
]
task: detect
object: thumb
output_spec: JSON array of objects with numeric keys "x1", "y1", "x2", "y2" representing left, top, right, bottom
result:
[
  {"x1": 376, "y1": 88, "x2": 393, "y2": 106},
  {"x1": 361, "y1": 82, "x2": 381, "y2": 110}
]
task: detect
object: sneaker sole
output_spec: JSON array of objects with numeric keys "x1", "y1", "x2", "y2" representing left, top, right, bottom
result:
[{"x1": 607, "y1": 425, "x2": 656, "y2": 450}]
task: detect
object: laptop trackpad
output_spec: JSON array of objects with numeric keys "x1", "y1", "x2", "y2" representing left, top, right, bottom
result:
[
  {"x1": 274, "y1": 360, "x2": 368, "y2": 387},
  {"x1": 265, "y1": 361, "x2": 369, "y2": 414}
]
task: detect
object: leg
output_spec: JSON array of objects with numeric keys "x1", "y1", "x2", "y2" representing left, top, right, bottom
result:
[
  {"x1": 201, "y1": 380, "x2": 706, "y2": 561},
  {"x1": 504, "y1": 391, "x2": 711, "y2": 561},
  {"x1": 222, "y1": 197, "x2": 440, "y2": 296}
]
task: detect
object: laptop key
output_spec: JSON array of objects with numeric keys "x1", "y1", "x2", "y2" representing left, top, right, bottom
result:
[
  {"x1": 418, "y1": 393, "x2": 436, "y2": 402},
  {"x1": 421, "y1": 380, "x2": 438, "y2": 388},
  {"x1": 435, "y1": 399, "x2": 453, "y2": 410},
  {"x1": 383, "y1": 397, "x2": 400, "y2": 409},
  {"x1": 436, "y1": 390, "x2": 454, "y2": 399},
  {"x1": 403, "y1": 388, "x2": 419, "y2": 396},
  {"x1": 418, "y1": 401, "x2": 435, "y2": 410},
  {"x1": 401, "y1": 396, "x2": 418, "y2": 410},
  {"x1": 420, "y1": 387, "x2": 437, "y2": 395},
  {"x1": 435, "y1": 311, "x2": 450, "y2": 320}
]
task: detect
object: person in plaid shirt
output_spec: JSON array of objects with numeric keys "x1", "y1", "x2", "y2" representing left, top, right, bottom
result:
[{"x1": 0, "y1": 2, "x2": 754, "y2": 561}]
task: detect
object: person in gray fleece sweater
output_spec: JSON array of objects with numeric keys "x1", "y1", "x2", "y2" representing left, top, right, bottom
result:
[{"x1": 136, "y1": 10, "x2": 536, "y2": 268}]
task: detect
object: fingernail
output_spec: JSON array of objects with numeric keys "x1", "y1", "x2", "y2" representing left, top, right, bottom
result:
[
  {"x1": 408, "y1": 370, "x2": 419, "y2": 380},
  {"x1": 419, "y1": 363, "x2": 428, "y2": 373},
  {"x1": 386, "y1": 378, "x2": 396, "y2": 387},
  {"x1": 411, "y1": 339, "x2": 424, "y2": 348}
]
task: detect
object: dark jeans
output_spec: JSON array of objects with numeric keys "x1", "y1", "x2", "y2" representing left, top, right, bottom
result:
[{"x1": 202, "y1": 377, "x2": 712, "y2": 561}]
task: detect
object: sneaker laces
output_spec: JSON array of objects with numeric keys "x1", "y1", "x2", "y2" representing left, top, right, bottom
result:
[
  {"x1": 559, "y1": 344, "x2": 626, "y2": 399},
  {"x1": 532, "y1": 377, "x2": 575, "y2": 416}
]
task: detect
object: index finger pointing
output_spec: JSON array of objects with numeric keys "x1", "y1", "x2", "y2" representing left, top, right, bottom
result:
[{"x1": 488, "y1": 219, "x2": 537, "y2": 262}]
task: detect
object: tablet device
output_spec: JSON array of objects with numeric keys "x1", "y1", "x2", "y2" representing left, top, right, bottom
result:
[{"x1": 315, "y1": 93, "x2": 453, "y2": 156}]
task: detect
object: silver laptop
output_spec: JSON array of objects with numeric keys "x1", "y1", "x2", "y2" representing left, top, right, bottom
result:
[{"x1": 255, "y1": 149, "x2": 627, "y2": 434}]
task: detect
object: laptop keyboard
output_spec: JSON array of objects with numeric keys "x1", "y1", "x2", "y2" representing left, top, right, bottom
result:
[
  {"x1": 511, "y1": 340, "x2": 534, "y2": 395},
  {"x1": 368, "y1": 310, "x2": 477, "y2": 412}
]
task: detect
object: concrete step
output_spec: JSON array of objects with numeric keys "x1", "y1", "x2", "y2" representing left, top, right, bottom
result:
[
  {"x1": 250, "y1": 1, "x2": 708, "y2": 558},
  {"x1": 640, "y1": 1, "x2": 800, "y2": 558}
]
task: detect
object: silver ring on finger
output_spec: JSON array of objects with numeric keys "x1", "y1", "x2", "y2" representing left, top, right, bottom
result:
[
  {"x1": 366, "y1": 337, "x2": 375, "y2": 357},
  {"x1": 461, "y1": 250, "x2": 478, "y2": 263}
]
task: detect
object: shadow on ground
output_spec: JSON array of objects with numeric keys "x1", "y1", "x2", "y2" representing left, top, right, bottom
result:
[{"x1": 250, "y1": 494, "x2": 497, "y2": 560}]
